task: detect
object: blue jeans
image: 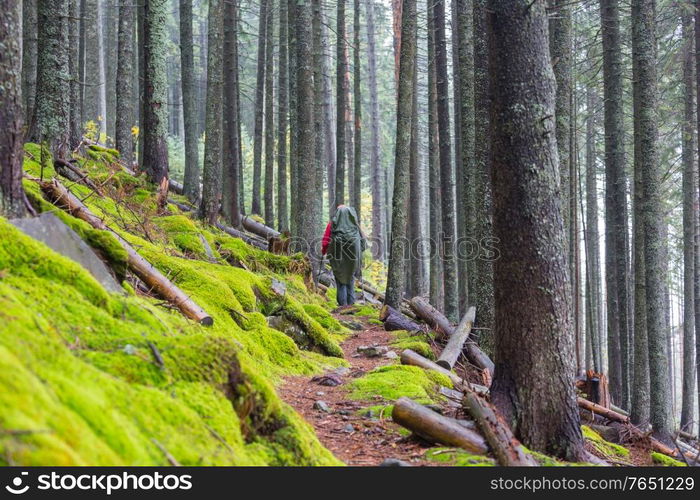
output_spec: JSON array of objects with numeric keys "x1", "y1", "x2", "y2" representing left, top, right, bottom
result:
[{"x1": 336, "y1": 280, "x2": 356, "y2": 306}]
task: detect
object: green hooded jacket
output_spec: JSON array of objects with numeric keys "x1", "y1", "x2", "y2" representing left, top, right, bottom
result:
[{"x1": 328, "y1": 206, "x2": 366, "y2": 285}]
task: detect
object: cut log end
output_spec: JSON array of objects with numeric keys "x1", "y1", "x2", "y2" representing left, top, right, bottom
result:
[{"x1": 199, "y1": 316, "x2": 214, "y2": 326}]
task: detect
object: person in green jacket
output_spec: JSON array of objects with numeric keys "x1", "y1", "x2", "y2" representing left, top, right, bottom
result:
[{"x1": 321, "y1": 205, "x2": 366, "y2": 306}]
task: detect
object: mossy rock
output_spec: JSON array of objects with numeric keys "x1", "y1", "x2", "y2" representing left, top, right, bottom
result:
[{"x1": 582, "y1": 425, "x2": 629, "y2": 458}]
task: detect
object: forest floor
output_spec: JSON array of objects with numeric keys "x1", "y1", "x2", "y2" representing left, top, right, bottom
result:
[{"x1": 281, "y1": 309, "x2": 442, "y2": 466}]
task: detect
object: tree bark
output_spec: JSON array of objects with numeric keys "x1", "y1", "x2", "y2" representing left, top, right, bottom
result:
[
  {"x1": 455, "y1": 0, "x2": 474, "y2": 316},
  {"x1": 30, "y1": 0, "x2": 70, "y2": 159},
  {"x1": 198, "y1": 0, "x2": 224, "y2": 224},
  {"x1": 222, "y1": 0, "x2": 241, "y2": 226},
  {"x1": 0, "y1": 0, "x2": 26, "y2": 218},
  {"x1": 473, "y1": 0, "x2": 494, "y2": 355},
  {"x1": 294, "y1": 0, "x2": 319, "y2": 254},
  {"x1": 432, "y1": 0, "x2": 458, "y2": 322},
  {"x1": 180, "y1": 0, "x2": 200, "y2": 202},
  {"x1": 600, "y1": 0, "x2": 627, "y2": 408},
  {"x1": 384, "y1": 0, "x2": 417, "y2": 310},
  {"x1": 22, "y1": 0, "x2": 38, "y2": 128},
  {"x1": 488, "y1": 0, "x2": 585, "y2": 461},
  {"x1": 264, "y1": 1, "x2": 275, "y2": 226},
  {"x1": 142, "y1": 0, "x2": 170, "y2": 185},
  {"x1": 392, "y1": 397, "x2": 488, "y2": 454},
  {"x1": 68, "y1": 0, "x2": 81, "y2": 149},
  {"x1": 437, "y1": 307, "x2": 476, "y2": 370},
  {"x1": 116, "y1": 0, "x2": 135, "y2": 167},
  {"x1": 252, "y1": 0, "x2": 269, "y2": 216},
  {"x1": 427, "y1": 1, "x2": 443, "y2": 310},
  {"x1": 631, "y1": 0, "x2": 672, "y2": 444},
  {"x1": 335, "y1": 0, "x2": 347, "y2": 207},
  {"x1": 277, "y1": 0, "x2": 289, "y2": 231},
  {"x1": 680, "y1": 7, "x2": 696, "y2": 432},
  {"x1": 366, "y1": 0, "x2": 383, "y2": 260},
  {"x1": 352, "y1": 0, "x2": 362, "y2": 218}
]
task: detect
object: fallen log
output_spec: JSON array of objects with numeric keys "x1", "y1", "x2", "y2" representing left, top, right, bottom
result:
[
  {"x1": 54, "y1": 158, "x2": 103, "y2": 195},
  {"x1": 392, "y1": 397, "x2": 488, "y2": 455},
  {"x1": 463, "y1": 388, "x2": 538, "y2": 466},
  {"x1": 215, "y1": 222, "x2": 269, "y2": 251},
  {"x1": 241, "y1": 216, "x2": 280, "y2": 240},
  {"x1": 379, "y1": 305, "x2": 422, "y2": 332},
  {"x1": 400, "y1": 349, "x2": 489, "y2": 395},
  {"x1": 409, "y1": 297, "x2": 494, "y2": 376},
  {"x1": 168, "y1": 179, "x2": 184, "y2": 195},
  {"x1": 409, "y1": 296, "x2": 454, "y2": 338},
  {"x1": 678, "y1": 430, "x2": 698, "y2": 442},
  {"x1": 577, "y1": 397, "x2": 628, "y2": 424},
  {"x1": 437, "y1": 306, "x2": 476, "y2": 370},
  {"x1": 354, "y1": 279, "x2": 417, "y2": 319},
  {"x1": 40, "y1": 179, "x2": 213, "y2": 325}
]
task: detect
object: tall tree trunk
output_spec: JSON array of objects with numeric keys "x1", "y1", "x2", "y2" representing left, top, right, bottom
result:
[
  {"x1": 322, "y1": 8, "x2": 336, "y2": 220},
  {"x1": 455, "y1": 0, "x2": 474, "y2": 316},
  {"x1": 600, "y1": 0, "x2": 626, "y2": 407},
  {"x1": 681, "y1": 6, "x2": 697, "y2": 432},
  {"x1": 83, "y1": 0, "x2": 106, "y2": 134},
  {"x1": 252, "y1": 0, "x2": 269, "y2": 216},
  {"x1": 104, "y1": 1, "x2": 118, "y2": 138},
  {"x1": 68, "y1": 0, "x2": 81, "y2": 148},
  {"x1": 366, "y1": 0, "x2": 383, "y2": 260},
  {"x1": 0, "y1": 0, "x2": 26, "y2": 218},
  {"x1": 277, "y1": 0, "x2": 289, "y2": 231},
  {"x1": 116, "y1": 0, "x2": 135, "y2": 166},
  {"x1": 352, "y1": 0, "x2": 362, "y2": 217},
  {"x1": 433, "y1": 0, "x2": 458, "y2": 322},
  {"x1": 384, "y1": 0, "x2": 417, "y2": 309},
  {"x1": 313, "y1": 0, "x2": 325, "y2": 232},
  {"x1": 584, "y1": 84, "x2": 603, "y2": 372},
  {"x1": 408, "y1": 47, "x2": 426, "y2": 297},
  {"x1": 30, "y1": 0, "x2": 70, "y2": 159},
  {"x1": 288, "y1": 0, "x2": 298, "y2": 234},
  {"x1": 142, "y1": 0, "x2": 170, "y2": 184},
  {"x1": 344, "y1": 46, "x2": 354, "y2": 210},
  {"x1": 198, "y1": 0, "x2": 224, "y2": 224},
  {"x1": 180, "y1": 0, "x2": 200, "y2": 202},
  {"x1": 473, "y1": 0, "x2": 494, "y2": 352},
  {"x1": 222, "y1": 0, "x2": 241, "y2": 226},
  {"x1": 22, "y1": 0, "x2": 38, "y2": 128},
  {"x1": 489, "y1": 0, "x2": 584, "y2": 461},
  {"x1": 294, "y1": 0, "x2": 319, "y2": 252},
  {"x1": 335, "y1": 0, "x2": 347, "y2": 207},
  {"x1": 264, "y1": 1, "x2": 275, "y2": 226},
  {"x1": 632, "y1": 0, "x2": 672, "y2": 443},
  {"x1": 427, "y1": 0, "x2": 443, "y2": 310}
]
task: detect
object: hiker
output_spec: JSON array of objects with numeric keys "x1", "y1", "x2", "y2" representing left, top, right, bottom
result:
[{"x1": 321, "y1": 205, "x2": 366, "y2": 306}]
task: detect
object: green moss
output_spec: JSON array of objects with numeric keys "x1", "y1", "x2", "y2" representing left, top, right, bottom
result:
[
  {"x1": 389, "y1": 331, "x2": 435, "y2": 360},
  {"x1": 582, "y1": 425, "x2": 629, "y2": 458},
  {"x1": 651, "y1": 452, "x2": 686, "y2": 467},
  {"x1": 425, "y1": 448, "x2": 495, "y2": 466},
  {"x1": 348, "y1": 365, "x2": 450, "y2": 403},
  {"x1": 352, "y1": 305, "x2": 379, "y2": 320},
  {"x1": 303, "y1": 304, "x2": 350, "y2": 335},
  {"x1": 7, "y1": 145, "x2": 357, "y2": 466}
]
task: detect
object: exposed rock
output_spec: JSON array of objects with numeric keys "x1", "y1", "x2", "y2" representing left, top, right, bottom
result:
[
  {"x1": 343, "y1": 424, "x2": 355, "y2": 433},
  {"x1": 340, "y1": 319, "x2": 364, "y2": 331},
  {"x1": 356, "y1": 345, "x2": 389, "y2": 357},
  {"x1": 379, "y1": 458, "x2": 412, "y2": 467},
  {"x1": 384, "y1": 351, "x2": 399, "y2": 360},
  {"x1": 10, "y1": 213, "x2": 124, "y2": 294},
  {"x1": 310, "y1": 373, "x2": 343, "y2": 387},
  {"x1": 313, "y1": 401, "x2": 331, "y2": 413}
]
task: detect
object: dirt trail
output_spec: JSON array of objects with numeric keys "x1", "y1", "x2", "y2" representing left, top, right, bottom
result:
[{"x1": 280, "y1": 311, "x2": 438, "y2": 466}]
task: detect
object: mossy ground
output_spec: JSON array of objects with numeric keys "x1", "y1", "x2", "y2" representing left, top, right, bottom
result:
[
  {"x1": 425, "y1": 448, "x2": 495, "y2": 466},
  {"x1": 0, "y1": 145, "x2": 351, "y2": 466},
  {"x1": 348, "y1": 365, "x2": 451, "y2": 404},
  {"x1": 388, "y1": 329, "x2": 436, "y2": 360},
  {"x1": 650, "y1": 452, "x2": 686, "y2": 467}
]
